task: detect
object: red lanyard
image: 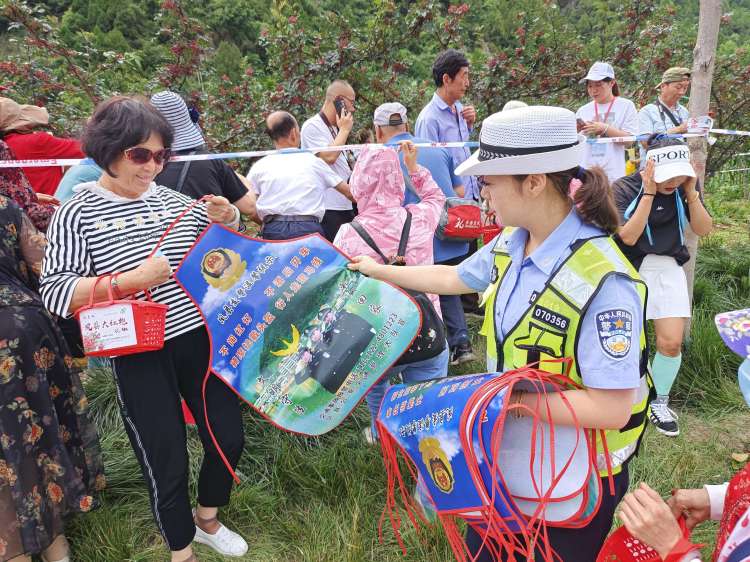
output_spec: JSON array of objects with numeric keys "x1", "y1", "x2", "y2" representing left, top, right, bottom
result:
[{"x1": 594, "y1": 97, "x2": 616, "y2": 124}]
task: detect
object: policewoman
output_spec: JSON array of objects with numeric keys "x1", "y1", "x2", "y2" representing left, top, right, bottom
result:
[{"x1": 349, "y1": 106, "x2": 650, "y2": 561}]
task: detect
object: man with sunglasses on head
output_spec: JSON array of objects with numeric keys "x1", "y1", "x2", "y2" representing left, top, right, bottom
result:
[
  {"x1": 248, "y1": 111, "x2": 352, "y2": 241},
  {"x1": 637, "y1": 67, "x2": 692, "y2": 166},
  {"x1": 300, "y1": 79, "x2": 358, "y2": 241}
]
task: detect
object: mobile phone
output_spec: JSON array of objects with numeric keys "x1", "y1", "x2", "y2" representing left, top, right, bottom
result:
[
  {"x1": 576, "y1": 118, "x2": 586, "y2": 132},
  {"x1": 334, "y1": 97, "x2": 346, "y2": 117}
]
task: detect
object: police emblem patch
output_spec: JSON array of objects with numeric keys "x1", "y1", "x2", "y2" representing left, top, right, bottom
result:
[{"x1": 596, "y1": 309, "x2": 633, "y2": 360}]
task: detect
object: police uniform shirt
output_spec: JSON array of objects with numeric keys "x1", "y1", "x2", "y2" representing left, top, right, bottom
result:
[{"x1": 457, "y1": 210, "x2": 642, "y2": 390}]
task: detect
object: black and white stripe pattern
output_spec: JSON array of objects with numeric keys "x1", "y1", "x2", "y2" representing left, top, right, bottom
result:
[
  {"x1": 150, "y1": 91, "x2": 205, "y2": 151},
  {"x1": 40, "y1": 184, "x2": 209, "y2": 341}
]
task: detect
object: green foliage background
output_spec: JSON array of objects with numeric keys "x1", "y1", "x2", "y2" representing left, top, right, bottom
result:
[
  {"x1": 1, "y1": 0, "x2": 750, "y2": 173},
  {"x1": 1, "y1": 2, "x2": 749, "y2": 560}
]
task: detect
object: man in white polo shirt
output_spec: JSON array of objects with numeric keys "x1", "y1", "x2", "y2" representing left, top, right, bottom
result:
[
  {"x1": 300, "y1": 79, "x2": 357, "y2": 241},
  {"x1": 248, "y1": 111, "x2": 351, "y2": 240}
]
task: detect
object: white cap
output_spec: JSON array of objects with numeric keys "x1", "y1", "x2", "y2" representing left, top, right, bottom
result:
[
  {"x1": 579, "y1": 62, "x2": 615, "y2": 83},
  {"x1": 502, "y1": 100, "x2": 528, "y2": 111},
  {"x1": 647, "y1": 145, "x2": 696, "y2": 183},
  {"x1": 455, "y1": 106, "x2": 584, "y2": 176},
  {"x1": 373, "y1": 102, "x2": 408, "y2": 126}
]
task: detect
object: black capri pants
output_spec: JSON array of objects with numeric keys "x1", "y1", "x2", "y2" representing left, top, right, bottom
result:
[{"x1": 111, "y1": 326, "x2": 244, "y2": 551}]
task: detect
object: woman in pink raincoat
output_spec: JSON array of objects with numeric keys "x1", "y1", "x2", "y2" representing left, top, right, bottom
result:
[{"x1": 334, "y1": 141, "x2": 448, "y2": 442}]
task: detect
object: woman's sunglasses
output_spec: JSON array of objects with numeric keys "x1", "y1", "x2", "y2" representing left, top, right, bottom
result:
[{"x1": 124, "y1": 147, "x2": 172, "y2": 166}]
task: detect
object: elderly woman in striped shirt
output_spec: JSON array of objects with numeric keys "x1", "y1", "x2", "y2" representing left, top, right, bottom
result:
[{"x1": 40, "y1": 97, "x2": 248, "y2": 562}]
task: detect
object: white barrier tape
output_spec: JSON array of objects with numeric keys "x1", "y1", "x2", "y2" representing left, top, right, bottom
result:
[
  {"x1": 710, "y1": 128, "x2": 750, "y2": 137},
  {"x1": 0, "y1": 141, "x2": 478, "y2": 168},
  {"x1": 715, "y1": 167, "x2": 750, "y2": 174},
  {"x1": 0, "y1": 129, "x2": 748, "y2": 168}
]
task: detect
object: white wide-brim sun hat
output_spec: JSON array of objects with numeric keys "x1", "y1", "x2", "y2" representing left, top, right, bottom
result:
[{"x1": 455, "y1": 106, "x2": 585, "y2": 177}]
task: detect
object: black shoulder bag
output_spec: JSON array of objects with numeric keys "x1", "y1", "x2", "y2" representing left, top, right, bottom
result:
[{"x1": 350, "y1": 211, "x2": 446, "y2": 365}]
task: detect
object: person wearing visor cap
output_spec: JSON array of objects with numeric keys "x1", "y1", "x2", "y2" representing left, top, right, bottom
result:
[
  {"x1": 575, "y1": 62, "x2": 638, "y2": 182},
  {"x1": 637, "y1": 67, "x2": 692, "y2": 165},
  {"x1": 349, "y1": 105, "x2": 650, "y2": 561},
  {"x1": 613, "y1": 135, "x2": 712, "y2": 438}
]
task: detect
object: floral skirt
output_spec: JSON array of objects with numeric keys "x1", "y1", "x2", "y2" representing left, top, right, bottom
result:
[{"x1": 0, "y1": 305, "x2": 105, "y2": 560}]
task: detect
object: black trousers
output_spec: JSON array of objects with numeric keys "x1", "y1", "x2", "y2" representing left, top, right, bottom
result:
[
  {"x1": 111, "y1": 326, "x2": 244, "y2": 551},
  {"x1": 321, "y1": 208, "x2": 356, "y2": 242},
  {"x1": 466, "y1": 464, "x2": 630, "y2": 562}
]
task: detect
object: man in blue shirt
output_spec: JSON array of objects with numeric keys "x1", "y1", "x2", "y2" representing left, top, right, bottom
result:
[
  {"x1": 416, "y1": 49, "x2": 483, "y2": 321},
  {"x1": 415, "y1": 49, "x2": 479, "y2": 202},
  {"x1": 374, "y1": 102, "x2": 476, "y2": 365}
]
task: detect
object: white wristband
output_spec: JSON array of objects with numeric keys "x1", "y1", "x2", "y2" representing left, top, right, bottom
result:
[{"x1": 224, "y1": 205, "x2": 240, "y2": 227}]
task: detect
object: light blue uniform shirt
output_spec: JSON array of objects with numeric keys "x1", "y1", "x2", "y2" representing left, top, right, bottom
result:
[
  {"x1": 457, "y1": 210, "x2": 642, "y2": 390},
  {"x1": 415, "y1": 92, "x2": 479, "y2": 201}
]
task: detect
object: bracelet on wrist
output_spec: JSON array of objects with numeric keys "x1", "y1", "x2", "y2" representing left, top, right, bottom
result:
[
  {"x1": 111, "y1": 272, "x2": 125, "y2": 300},
  {"x1": 687, "y1": 192, "x2": 701, "y2": 205},
  {"x1": 642, "y1": 193, "x2": 655, "y2": 198},
  {"x1": 224, "y1": 205, "x2": 240, "y2": 225}
]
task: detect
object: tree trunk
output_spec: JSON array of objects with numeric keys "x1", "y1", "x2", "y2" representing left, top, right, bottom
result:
[{"x1": 683, "y1": 0, "x2": 722, "y2": 339}]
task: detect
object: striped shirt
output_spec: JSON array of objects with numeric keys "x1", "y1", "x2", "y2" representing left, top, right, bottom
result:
[{"x1": 40, "y1": 182, "x2": 210, "y2": 340}]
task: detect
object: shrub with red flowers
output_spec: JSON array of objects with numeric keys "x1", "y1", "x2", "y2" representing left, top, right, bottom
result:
[{"x1": 1, "y1": 0, "x2": 748, "y2": 173}]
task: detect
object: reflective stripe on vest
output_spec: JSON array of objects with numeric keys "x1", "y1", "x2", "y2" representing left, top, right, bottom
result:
[{"x1": 482, "y1": 234, "x2": 651, "y2": 476}]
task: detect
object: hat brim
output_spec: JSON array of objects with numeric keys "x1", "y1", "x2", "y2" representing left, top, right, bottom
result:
[
  {"x1": 455, "y1": 136, "x2": 586, "y2": 176},
  {"x1": 653, "y1": 161, "x2": 696, "y2": 183},
  {"x1": 578, "y1": 74, "x2": 613, "y2": 84}
]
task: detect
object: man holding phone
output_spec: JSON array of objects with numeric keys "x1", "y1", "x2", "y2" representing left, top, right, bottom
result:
[{"x1": 301, "y1": 79, "x2": 358, "y2": 241}]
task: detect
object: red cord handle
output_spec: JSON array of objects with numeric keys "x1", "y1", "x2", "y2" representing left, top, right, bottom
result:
[
  {"x1": 146, "y1": 194, "x2": 211, "y2": 260},
  {"x1": 87, "y1": 274, "x2": 114, "y2": 307}
]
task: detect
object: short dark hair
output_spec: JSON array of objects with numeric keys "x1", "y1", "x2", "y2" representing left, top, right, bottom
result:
[
  {"x1": 265, "y1": 112, "x2": 297, "y2": 141},
  {"x1": 432, "y1": 49, "x2": 469, "y2": 88},
  {"x1": 82, "y1": 96, "x2": 174, "y2": 177}
]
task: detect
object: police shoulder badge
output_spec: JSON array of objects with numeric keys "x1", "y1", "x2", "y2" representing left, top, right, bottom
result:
[
  {"x1": 201, "y1": 248, "x2": 247, "y2": 291},
  {"x1": 596, "y1": 308, "x2": 633, "y2": 360},
  {"x1": 419, "y1": 437, "x2": 455, "y2": 494}
]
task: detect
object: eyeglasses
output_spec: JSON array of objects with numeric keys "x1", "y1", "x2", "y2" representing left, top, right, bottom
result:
[{"x1": 124, "y1": 147, "x2": 172, "y2": 165}]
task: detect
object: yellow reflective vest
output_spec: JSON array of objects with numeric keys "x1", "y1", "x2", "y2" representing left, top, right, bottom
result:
[{"x1": 479, "y1": 229, "x2": 652, "y2": 476}]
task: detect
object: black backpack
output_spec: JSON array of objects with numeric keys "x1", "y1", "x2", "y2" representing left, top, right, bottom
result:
[{"x1": 350, "y1": 211, "x2": 447, "y2": 366}]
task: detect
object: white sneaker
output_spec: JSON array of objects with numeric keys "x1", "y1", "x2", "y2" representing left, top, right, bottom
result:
[{"x1": 193, "y1": 520, "x2": 249, "y2": 557}]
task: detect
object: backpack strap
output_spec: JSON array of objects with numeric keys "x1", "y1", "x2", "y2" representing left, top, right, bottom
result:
[
  {"x1": 350, "y1": 210, "x2": 412, "y2": 266},
  {"x1": 350, "y1": 221, "x2": 390, "y2": 264},
  {"x1": 174, "y1": 151, "x2": 195, "y2": 194},
  {"x1": 395, "y1": 210, "x2": 412, "y2": 265}
]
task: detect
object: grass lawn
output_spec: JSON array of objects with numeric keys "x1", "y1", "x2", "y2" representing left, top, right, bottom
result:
[{"x1": 66, "y1": 176, "x2": 750, "y2": 561}]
